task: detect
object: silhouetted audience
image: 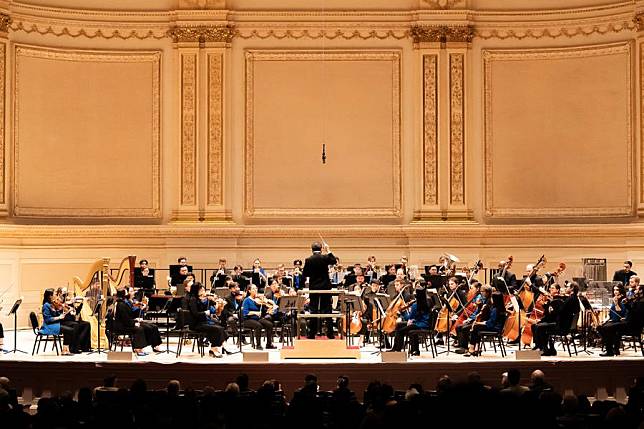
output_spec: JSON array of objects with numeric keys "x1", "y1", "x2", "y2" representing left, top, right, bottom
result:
[{"x1": 0, "y1": 371, "x2": 641, "y2": 429}]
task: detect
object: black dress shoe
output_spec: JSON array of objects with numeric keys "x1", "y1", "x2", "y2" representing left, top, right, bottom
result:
[
  {"x1": 435, "y1": 339, "x2": 444, "y2": 346},
  {"x1": 599, "y1": 352, "x2": 614, "y2": 357},
  {"x1": 266, "y1": 344, "x2": 277, "y2": 349},
  {"x1": 255, "y1": 345, "x2": 264, "y2": 350},
  {"x1": 409, "y1": 350, "x2": 420, "y2": 357}
]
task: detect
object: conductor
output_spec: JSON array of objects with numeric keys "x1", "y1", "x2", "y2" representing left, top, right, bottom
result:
[{"x1": 303, "y1": 241, "x2": 337, "y2": 339}]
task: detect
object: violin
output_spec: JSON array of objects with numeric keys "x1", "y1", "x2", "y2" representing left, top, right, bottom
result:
[{"x1": 205, "y1": 293, "x2": 227, "y2": 316}]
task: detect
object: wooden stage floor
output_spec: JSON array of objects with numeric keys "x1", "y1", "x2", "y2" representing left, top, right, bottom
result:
[{"x1": 1, "y1": 330, "x2": 642, "y2": 398}]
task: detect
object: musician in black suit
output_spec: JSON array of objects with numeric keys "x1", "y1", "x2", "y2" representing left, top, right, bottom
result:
[
  {"x1": 613, "y1": 260, "x2": 637, "y2": 287},
  {"x1": 170, "y1": 257, "x2": 193, "y2": 286},
  {"x1": 133, "y1": 259, "x2": 156, "y2": 296},
  {"x1": 302, "y1": 241, "x2": 337, "y2": 339},
  {"x1": 113, "y1": 288, "x2": 162, "y2": 356},
  {"x1": 492, "y1": 259, "x2": 517, "y2": 294},
  {"x1": 540, "y1": 281, "x2": 580, "y2": 356}
]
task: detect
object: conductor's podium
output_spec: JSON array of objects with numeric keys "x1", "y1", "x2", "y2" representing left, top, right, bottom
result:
[
  {"x1": 280, "y1": 338, "x2": 361, "y2": 359},
  {"x1": 280, "y1": 288, "x2": 361, "y2": 359}
]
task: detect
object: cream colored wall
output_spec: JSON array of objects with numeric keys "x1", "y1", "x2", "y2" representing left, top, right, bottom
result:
[{"x1": 0, "y1": 0, "x2": 643, "y2": 327}]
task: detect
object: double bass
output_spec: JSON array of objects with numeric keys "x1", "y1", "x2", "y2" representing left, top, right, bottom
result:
[
  {"x1": 502, "y1": 255, "x2": 545, "y2": 342},
  {"x1": 521, "y1": 262, "x2": 566, "y2": 347}
]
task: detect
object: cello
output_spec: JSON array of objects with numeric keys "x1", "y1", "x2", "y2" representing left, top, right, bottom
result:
[
  {"x1": 450, "y1": 280, "x2": 482, "y2": 336},
  {"x1": 435, "y1": 279, "x2": 464, "y2": 334}
]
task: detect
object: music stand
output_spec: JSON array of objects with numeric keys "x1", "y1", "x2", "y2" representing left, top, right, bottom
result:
[
  {"x1": 7, "y1": 299, "x2": 27, "y2": 354},
  {"x1": 294, "y1": 295, "x2": 308, "y2": 338},
  {"x1": 86, "y1": 298, "x2": 106, "y2": 355},
  {"x1": 278, "y1": 296, "x2": 298, "y2": 346},
  {"x1": 342, "y1": 294, "x2": 362, "y2": 346},
  {"x1": 158, "y1": 298, "x2": 177, "y2": 355},
  {"x1": 435, "y1": 293, "x2": 454, "y2": 356},
  {"x1": 371, "y1": 293, "x2": 391, "y2": 355}
]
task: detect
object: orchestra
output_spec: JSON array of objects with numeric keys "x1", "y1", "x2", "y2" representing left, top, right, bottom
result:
[{"x1": 22, "y1": 250, "x2": 644, "y2": 360}]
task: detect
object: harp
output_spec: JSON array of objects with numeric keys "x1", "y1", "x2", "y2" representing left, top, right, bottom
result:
[
  {"x1": 107, "y1": 256, "x2": 136, "y2": 295},
  {"x1": 71, "y1": 256, "x2": 136, "y2": 349},
  {"x1": 72, "y1": 258, "x2": 110, "y2": 349}
]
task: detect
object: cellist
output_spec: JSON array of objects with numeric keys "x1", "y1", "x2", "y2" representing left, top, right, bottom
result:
[
  {"x1": 435, "y1": 277, "x2": 466, "y2": 346},
  {"x1": 455, "y1": 285, "x2": 492, "y2": 353},
  {"x1": 390, "y1": 284, "x2": 431, "y2": 356},
  {"x1": 464, "y1": 291, "x2": 507, "y2": 357}
]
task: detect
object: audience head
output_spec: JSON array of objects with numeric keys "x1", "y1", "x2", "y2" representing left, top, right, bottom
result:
[
  {"x1": 531, "y1": 369, "x2": 545, "y2": 385},
  {"x1": 507, "y1": 369, "x2": 521, "y2": 386},
  {"x1": 337, "y1": 376, "x2": 349, "y2": 390},
  {"x1": 311, "y1": 242, "x2": 322, "y2": 252},
  {"x1": 103, "y1": 375, "x2": 117, "y2": 388},
  {"x1": 178, "y1": 257, "x2": 187, "y2": 266},
  {"x1": 224, "y1": 382, "x2": 240, "y2": 395},
  {"x1": 167, "y1": 380, "x2": 181, "y2": 396},
  {"x1": 624, "y1": 260, "x2": 633, "y2": 271},
  {"x1": 236, "y1": 374, "x2": 249, "y2": 392},
  {"x1": 304, "y1": 374, "x2": 318, "y2": 387}
]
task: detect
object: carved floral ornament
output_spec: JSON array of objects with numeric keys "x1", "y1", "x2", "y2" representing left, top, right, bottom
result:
[
  {"x1": 0, "y1": 13, "x2": 11, "y2": 33},
  {"x1": 168, "y1": 25, "x2": 235, "y2": 44},
  {"x1": 410, "y1": 25, "x2": 474, "y2": 44}
]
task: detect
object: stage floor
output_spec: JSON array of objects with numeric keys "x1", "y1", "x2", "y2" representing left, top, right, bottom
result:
[{"x1": 1, "y1": 329, "x2": 642, "y2": 398}]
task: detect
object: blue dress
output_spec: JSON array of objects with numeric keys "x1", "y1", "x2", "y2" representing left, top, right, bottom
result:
[{"x1": 40, "y1": 302, "x2": 61, "y2": 335}]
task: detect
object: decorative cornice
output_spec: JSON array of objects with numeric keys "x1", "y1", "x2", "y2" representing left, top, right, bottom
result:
[
  {"x1": 635, "y1": 12, "x2": 644, "y2": 31},
  {"x1": 0, "y1": 13, "x2": 11, "y2": 33},
  {"x1": 234, "y1": 28, "x2": 409, "y2": 40},
  {"x1": 168, "y1": 25, "x2": 234, "y2": 43},
  {"x1": 3, "y1": 224, "x2": 644, "y2": 242},
  {"x1": 411, "y1": 24, "x2": 474, "y2": 43},
  {"x1": 421, "y1": 0, "x2": 464, "y2": 10}
]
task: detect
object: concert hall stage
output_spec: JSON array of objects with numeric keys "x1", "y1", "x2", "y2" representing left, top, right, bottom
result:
[{"x1": 1, "y1": 330, "x2": 642, "y2": 398}]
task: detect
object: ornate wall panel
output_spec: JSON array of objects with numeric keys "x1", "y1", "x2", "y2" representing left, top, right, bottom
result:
[
  {"x1": 207, "y1": 51, "x2": 223, "y2": 206},
  {"x1": 449, "y1": 52, "x2": 465, "y2": 206},
  {"x1": 13, "y1": 45, "x2": 161, "y2": 218},
  {"x1": 422, "y1": 54, "x2": 438, "y2": 206},
  {"x1": 483, "y1": 42, "x2": 634, "y2": 218},
  {"x1": 180, "y1": 51, "x2": 198, "y2": 207},
  {"x1": 244, "y1": 50, "x2": 401, "y2": 219},
  {"x1": 0, "y1": 42, "x2": 5, "y2": 210}
]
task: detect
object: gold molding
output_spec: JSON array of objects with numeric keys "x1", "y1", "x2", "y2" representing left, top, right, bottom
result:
[
  {"x1": 180, "y1": 52, "x2": 197, "y2": 207},
  {"x1": 234, "y1": 28, "x2": 409, "y2": 40},
  {"x1": 474, "y1": 19, "x2": 636, "y2": 40},
  {"x1": 168, "y1": 25, "x2": 234, "y2": 44},
  {"x1": 12, "y1": 45, "x2": 161, "y2": 218},
  {"x1": 5, "y1": 223, "x2": 644, "y2": 242},
  {"x1": 423, "y1": 54, "x2": 438, "y2": 206},
  {"x1": 207, "y1": 52, "x2": 223, "y2": 207},
  {"x1": 449, "y1": 53, "x2": 465, "y2": 206},
  {"x1": 244, "y1": 50, "x2": 402, "y2": 219},
  {"x1": 641, "y1": 42, "x2": 644, "y2": 205},
  {"x1": 0, "y1": 43, "x2": 5, "y2": 207},
  {"x1": 411, "y1": 25, "x2": 474, "y2": 44},
  {"x1": 483, "y1": 42, "x2": 634, "y2": 218},
  {"x1": 421, "y1": 0, "x2": 464, "y2": 9}
]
